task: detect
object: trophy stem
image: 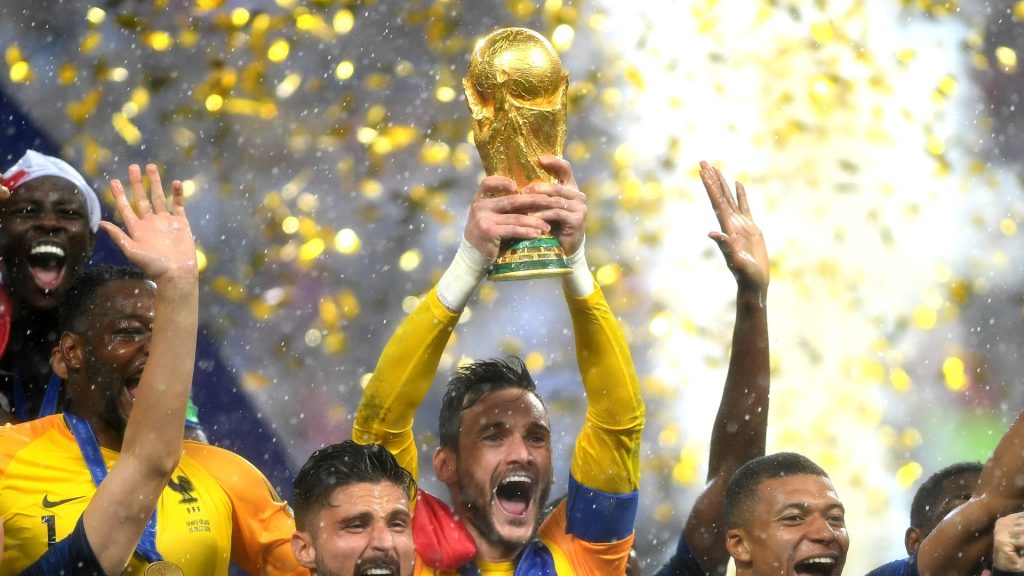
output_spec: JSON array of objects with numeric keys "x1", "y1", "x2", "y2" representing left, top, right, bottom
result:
[{"x1": 488, "y1": 234, "x2": 572, "y2": 281}]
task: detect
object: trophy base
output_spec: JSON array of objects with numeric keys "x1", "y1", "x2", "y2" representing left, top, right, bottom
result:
[{"x1": 488, "y1": 235, "x2": 572, "y2": 281}]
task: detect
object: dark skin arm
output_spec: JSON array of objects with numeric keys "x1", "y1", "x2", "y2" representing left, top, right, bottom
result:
[
  {"x1": 918, "y1": 409, "x2": 1024, "y2": 575},
  {"x1": 683, "y1": 162, "x2": 770, "y2": 575}
]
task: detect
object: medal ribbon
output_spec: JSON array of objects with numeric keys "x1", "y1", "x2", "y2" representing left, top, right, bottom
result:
[
  {"x1": 13, "y1": 372, "x2": 61, "y2": 421},
  {"x1": 65, "y1": 413, "x2": 164, "y2": 563}
]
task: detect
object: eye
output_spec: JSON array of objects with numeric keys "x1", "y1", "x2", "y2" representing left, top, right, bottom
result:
[
  {"x1": 389, "y1": 518, "x2": 410, "y2": 531},
  {"x1": 828, "y1": 514, "x2": 846, "y2": 526},
  {"x1": 780, "y1": 514, "x2": 804, "y2": 524},
  {"x1": 344, "y1": 521, "x2": 367, "y2": 533},
  {"x1": 59, "y1": 208, "x2": 85, "y2": 219},
  {"x1": 482, "y1": 433, "x2": 502, "y2": 443},
  {"x1": 527, "y1": 433, "x2": 548, "y2": 446}
]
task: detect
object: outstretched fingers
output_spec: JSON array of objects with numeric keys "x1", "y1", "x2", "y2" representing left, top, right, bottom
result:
[
  {"x1": 170, "y1": 180, "x2": 186, "y2": 216},
  {"x1": 127, "y1": 164, "x2": 152, "y2": 217},
  {"x1": 145, "y1": 164, "x2": 168, "y2": 214},
  {"x1": 109, "y1": 178, "x2": 140, "y2": 233}
]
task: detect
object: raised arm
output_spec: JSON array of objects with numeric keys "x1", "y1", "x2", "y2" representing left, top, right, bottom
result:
[
  {"x1": 528, "y1": 156, "x2": 644, "y2": 496},
  {"x1": 682, "y1": 162, "x2": 770, "y2": 575},
  {"x1": 24, "y1": 164, "x2": 198, "y2": 575},
  {"x1": 918, "y1": 409, "x2": 1024, "y2": 575},
  {"x1": 352, "y1": 174, "x2": 557, "y2": 478}
]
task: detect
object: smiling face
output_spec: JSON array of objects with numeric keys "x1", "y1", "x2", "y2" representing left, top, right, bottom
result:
[
  {"x1": 58, "y1": 278, "x2": 155, "y2": 438},
  {"x1": 293, "y1": 481, "x2": 414, "y2": 576},
  {"x1": 728, "y1": 474, "x2": 848, "y2": 576},
  {"x1": 0, "y1": 176, "x2": 94, "y2": 312}
]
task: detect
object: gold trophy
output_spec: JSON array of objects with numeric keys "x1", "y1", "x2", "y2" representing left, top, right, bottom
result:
[{"x1": 464, "y1": 27, "x2": 572, "y2": 280}]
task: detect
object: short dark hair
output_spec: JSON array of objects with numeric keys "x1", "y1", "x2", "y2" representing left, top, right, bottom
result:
[
  {"x1": 724, "y1": 452, "x2": 830, "y2": 529},
  {"x1": 58, "y1": 265, "x2": 148, "y2": 333},
  {"x1": 437, "y1": 357, "x2": 543, "y2": 451},
  {"x1": 292, "y1": 441, "x2": 416, "y2": 532},
  {"x1": 909, "y1": 461, "x2": 982, "y2": 533}
]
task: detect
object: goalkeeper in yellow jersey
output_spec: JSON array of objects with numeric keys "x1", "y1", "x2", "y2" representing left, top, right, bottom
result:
[{"x1": 354, "y1": 157, "x2": 645, "y2": 575}]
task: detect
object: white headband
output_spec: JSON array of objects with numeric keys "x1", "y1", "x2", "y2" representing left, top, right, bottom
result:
[{"x1": 2, "y1": 150, "x2": 101, "y2": 232}]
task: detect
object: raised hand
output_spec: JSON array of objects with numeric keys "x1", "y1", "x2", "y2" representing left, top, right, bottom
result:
[
  {"x1": 523, "y1": 156, "x2": 587, "y2": 256},
  {"x1": 700, "y1": 160, "x2": 768, "y2": 292},
  {"x1": 464, "y1": 175, "x2": 557, "y2": 260},
  {"x1": 99, "y1": 164, "x2": 197, "y2": 281}
]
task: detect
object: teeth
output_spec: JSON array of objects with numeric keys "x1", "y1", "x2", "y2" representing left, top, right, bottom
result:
[
  {"x1": 502, "y1": 475, "x2": 532, "y2": 485},
  {"x1": 363, "y1": 570, "x2": 392, "y2": 575},
  {"x1": 30, "y1": 245, "x2": 65, "y2": 258},
  {"x1": 803, "y1": 558, "x2": 835, "y2": 565}
]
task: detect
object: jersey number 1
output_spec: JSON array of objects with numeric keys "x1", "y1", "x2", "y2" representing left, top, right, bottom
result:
[{"x1": 40, "y1": 515, "x2": 56, "y2": 547}]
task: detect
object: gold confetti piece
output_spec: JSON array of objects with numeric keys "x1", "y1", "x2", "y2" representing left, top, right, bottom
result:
[
  {"x1": 111, "y1": 112, "x2": 142, "y2": 145},
  {"x1": 995, "y1": 46, "x2": 1018, "y2": 72},
  {"x1": 8, "y1": 61, "x2": 29, "y2": 84},
  {"x1": 890, "y1": 367, "x2": 912, "y2": 393},
  {"x1": 299, "y1": 238, "x2": 325, "y2": 261},
  {"x1": 333, "y1": 9, "x2": 355, "y2": 34},
  {"x1": 1015, "y1": 0, "x2": 1024, "y2": 21},
  {"x1": 267, "y1": 38, "x2": 290, "y2": 63},
  {"x1": 551, "y1": 24, "x2": 574, "y2": 51},
  {"x1": 435, "y1": 86, "x2": 456, "y2": 102},
  {"x1": 895, "y1": 461, "x2": 922, "y2": 488},
  {"x1": 399, "y1": 249, "x2": 422, "y2": 271},
  {"x1": 524, "y1": 351, "x2": 545, "y2": 373},
  {"x1": 85, "y1": 6, "x2": 106, "y2": 24},
  {"x1": 335, "y1": 60, "x2": 354, "y2": 80},
  {"x1": 230, "y1": 8, "x2": 250, "y2": 27},
  {"x1": 204, "y1": 93, "x2": 223, "y2": 112},
  {"x1": 811, "y1": 21, "x2": 835, "y2": 44},
  {"x1": 195, "y1": 248, "x2": 208, "y2": 272},
  {"x1": 942, "y1": 356, "x2": 967, "y2": 391},
  {"x1": 334, "y1": 229, "x2": 361, "y2": 254},
  {"x1": 144, "y1": 31, "x2": 174, "y2": 51}
]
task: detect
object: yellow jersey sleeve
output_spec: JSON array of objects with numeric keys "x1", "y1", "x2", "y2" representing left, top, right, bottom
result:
[
  {"x1": 566, "y1": 281, "x2": 645, "y2": 494},
  {"x1": 353, "y1": 287, "x2": 460, "y2": 481},
  {"x1": 183, "y1": 442, "x2": 306, "y2": 576}
]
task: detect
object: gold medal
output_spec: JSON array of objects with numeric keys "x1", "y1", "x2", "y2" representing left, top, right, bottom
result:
[{"x1": 144, "y1": 561, "x2": 184, "y2": 576}]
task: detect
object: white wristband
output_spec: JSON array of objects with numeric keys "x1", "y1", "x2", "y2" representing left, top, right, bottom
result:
[
  {"x1": 562, "y1": 238, "x2": 595, "y2": 298},
  {"x1": 437, "y1": 238, "x2": 493, "y2": 312}
]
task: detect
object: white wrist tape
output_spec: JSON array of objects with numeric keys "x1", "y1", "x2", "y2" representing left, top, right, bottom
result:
[
  {"x1": 437, "y1": 238, "x2": 493, "y2": 312},
  {"x1": 562, "y1": 239, "x2": 595, "y2": 298}
]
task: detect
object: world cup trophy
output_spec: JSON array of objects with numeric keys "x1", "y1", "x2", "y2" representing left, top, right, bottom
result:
[{"x1": 464, "y1": 27, "x2": 572, "y2": 280}]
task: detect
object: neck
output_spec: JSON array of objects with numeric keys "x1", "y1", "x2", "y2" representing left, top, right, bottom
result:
[
  {"x1": 462, "y1": 521, "x2": 522, "y2": 564},
  {"x1": 69, "y1": 410, "x2": 124, "y2": 451}
]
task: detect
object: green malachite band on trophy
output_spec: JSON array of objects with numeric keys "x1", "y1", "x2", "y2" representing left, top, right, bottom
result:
[{"x1": 488, "y1": 235, "x2": 572, "y2": 281}]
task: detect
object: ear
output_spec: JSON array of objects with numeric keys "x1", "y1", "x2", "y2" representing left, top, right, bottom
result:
[
  {"x1": 726, "y1": 527, "x2": 752, "y2": 565},
  {"x1": 904, "y1": 527, "x2": 921, "y2": 555},
  {"x1": 433, "y1": 446, "x2": 457, "y2": 485},
  {"x1": 291, "y1": 531, "x2": 317, "y2": 569},
  {"x1": 52, "y1": 333, "x2": 81, "y2": 379}
]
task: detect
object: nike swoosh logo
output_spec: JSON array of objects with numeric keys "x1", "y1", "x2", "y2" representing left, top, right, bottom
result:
[{"x1": 42, "y1": 494, "x2": 85, "y2": 509}]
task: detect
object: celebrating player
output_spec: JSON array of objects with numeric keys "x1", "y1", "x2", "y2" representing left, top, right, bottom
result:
[{"x1": 354, "y1": 156, "x2": 644, "y2": 574}]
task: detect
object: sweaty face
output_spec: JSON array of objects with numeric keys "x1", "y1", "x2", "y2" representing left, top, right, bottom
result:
[
  {"x1": 737, "y1": 475, "x2": 848, "y2": 576},
  {"x1": 306, "y1": 482, "x2": 414, "y2": 576},
  {"x1": 451, "y1": 387, "x2": 553, "y2": 557},
  {"x1": 69, "y1": 279, "x2": 155, "y2": 436},
  {"x1": 0, "y1": 177, "x2": 93, "y2": 311}
]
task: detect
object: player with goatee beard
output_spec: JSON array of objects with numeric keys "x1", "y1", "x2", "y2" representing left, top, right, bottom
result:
[{"x1": 354, "y1": 156, "x2": 644, "y2": 575}]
